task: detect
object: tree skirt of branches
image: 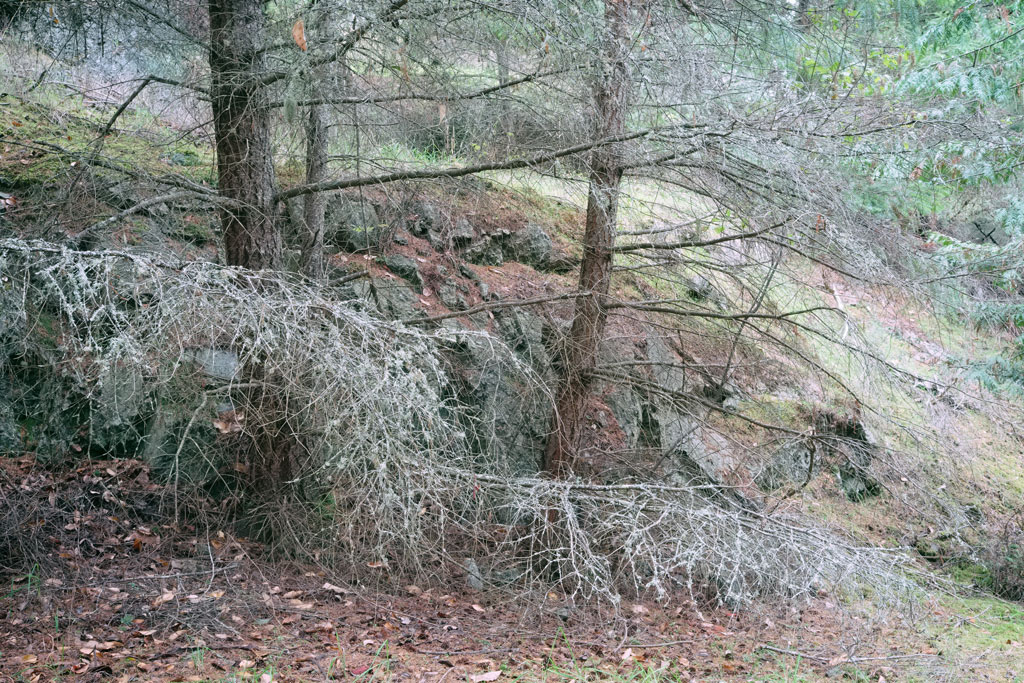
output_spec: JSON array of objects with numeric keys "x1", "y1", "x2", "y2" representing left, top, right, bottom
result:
[{"x1": 0, "y1": 239, "x2": 914, "y2": 608}]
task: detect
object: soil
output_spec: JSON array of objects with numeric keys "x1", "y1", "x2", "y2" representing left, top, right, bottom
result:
[{"x1": 1, "y1": 455, "x2": 941, "y2": 682}]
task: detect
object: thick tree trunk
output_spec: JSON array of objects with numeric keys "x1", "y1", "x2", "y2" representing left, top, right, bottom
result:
[
  {"x1": 543, "y1": 0, "x2": 631, "y2": 477},
  {"x1": 209, "y1": 0, "x2": 280, "y2": 270}
]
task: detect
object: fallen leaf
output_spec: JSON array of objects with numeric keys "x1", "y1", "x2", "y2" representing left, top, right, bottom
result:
[
  {"x1": 238, "y1": 660, "x2": 255, "y2": 669},
  {"x1": 621, "y1": 648, "x2": 634, "y2": 663},
  {"x1": 323, "y1": 582, "x2": 348, "y2": 594},
  {"x1": 79, "y1": 640, "x2": 122, "y2": 655},
  {"x1": 471, "y1": 604, "x2": 486, "y2": 612},
  {"x1": 469, "y1": 671, "x2": 501, "y2": 683},
  {"x1": 292, "y1": 19, "x2": 307, "y2": 51},
  {"x1": 152, "y1": 591, "x2": 175, "y2": 607}
]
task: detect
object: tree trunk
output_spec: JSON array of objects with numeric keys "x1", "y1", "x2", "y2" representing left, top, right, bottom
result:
[
  {"x1": 209, "y1": 0, "x2": 281, "y2": 270},
  {"x1": 543, "y1": 0, "x2": 631, "y2": 477},
  {"x1": 300, "y1": 6, "x2": 329, "y2": 280},
  {"x1": 796, "y1": 0, "x2": 812, "y2": 30},
  {"x1": 300, "y1": 103, "x2": 328, "y2": 278}
]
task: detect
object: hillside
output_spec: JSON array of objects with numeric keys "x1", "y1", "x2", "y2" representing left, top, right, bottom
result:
[{"x1": 4, "y1": 1, "x2": 1024, "y2": 681}]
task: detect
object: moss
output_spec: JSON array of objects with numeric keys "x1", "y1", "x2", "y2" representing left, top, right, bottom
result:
[
  {"x1": 1, "y1": 93, "x2": 213, "y2": 190},
  {"x1": 933, "y1": 594, "x2": 1024, "y2": 654}
]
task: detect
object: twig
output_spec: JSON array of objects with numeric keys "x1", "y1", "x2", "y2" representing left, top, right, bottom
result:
[
  {"x1": 620, "y1": 639, "x2": 694, "y2": 648},
  {"x1": 756, "y1": 644, "x2": 828, "y2": 662},
  {"x1": 401, "y1": 291, "x2": 591, "y2": 326},
  {"x1": 48, "y1": 564, "x2": 239, "y2": 589},
  {"x1": 416, "y1": 647, "x2": 514, "y2": 656}
]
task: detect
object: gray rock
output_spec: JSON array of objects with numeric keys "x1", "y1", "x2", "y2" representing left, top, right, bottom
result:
[
  {"x1": 452, "y1": 218, "x2": 475, "y2": 246},
  {"x1": 506, "y1": 223, "x2": 554, "y2": 270},
  {"x1": 465, "y1": 238, "x2": 504, "y2": 266},
  {"x1": 382, "y1": 253, "x2": 423, "y2": 292},
  {"x1": 756, "y1": 440, "x2": 814, "y2": 490},
  {"x1": 325, "y1": 195, "x2": 381, "y2": 252},
  {"x1": 439, "y1": 284, "x2": 467, "y2": 311},
  {"x1": 186, "y1": 348, "x2": 240, "y2": 382}
]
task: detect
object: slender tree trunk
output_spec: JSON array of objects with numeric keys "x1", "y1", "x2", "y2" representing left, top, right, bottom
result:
[
  {"x1": 209, "y1": 0, "x2": 281, "y2": 270},
  {"x1": 300, "y1": 6, "x2": 329, "y2": 279},
  {"x1": 543, "y1": 0, "x2": 631, "y2": 477},
  {"x1": 301, "y1": 103, "x2": 328, "y2": 278}
]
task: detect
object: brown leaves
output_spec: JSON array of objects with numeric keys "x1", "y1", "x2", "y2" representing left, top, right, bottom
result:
[
  {"x1": 79, "y1": 639, "x2": 122, "y2": 655},
  {"x1": 213, "y1": 409, "x2": 245, "y2": 434},
  {"x1": 152, "y1": 591, "x2": 176, "y2": 607},
  {"x1": 292, "y1": 19, "x2": 307, "y2": 51}
]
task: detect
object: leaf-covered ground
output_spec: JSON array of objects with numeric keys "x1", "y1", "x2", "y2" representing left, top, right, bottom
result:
[{"x1": 4, "y1": 456, "x2": 1020, "y2": 683}]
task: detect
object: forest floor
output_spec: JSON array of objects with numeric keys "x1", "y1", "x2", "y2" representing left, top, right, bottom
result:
[{"x1": 3, "y1": 455, "x2": 1021, "y2": 683}]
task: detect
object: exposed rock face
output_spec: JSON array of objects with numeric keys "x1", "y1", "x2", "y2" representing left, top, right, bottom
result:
[
  {"x1": 324, "y1": 195, "x2": 382, "y2": 251},
  {"x1": 506, "y1": 223, "x2": 555, "y2": 271},
  {"x1": 442, "y1": 308, "x2": 553, "y2": 475},
  {"x1": 382, "y1": 253, "x2": 423, "y2": 292},
  {"x1": 814, "y1": 411, "x2": 882, "y2": 501},
  {"x1": 464, "y1": 237, "x2": 504, "y2": 266},
  {"x1": 756, "y1": 440, "x2": 815, "y2": 490}
]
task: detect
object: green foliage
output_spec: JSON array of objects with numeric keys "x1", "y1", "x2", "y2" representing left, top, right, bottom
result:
[{"x1": 902, "y1": 1, "x2": 1024, "y2": 113}]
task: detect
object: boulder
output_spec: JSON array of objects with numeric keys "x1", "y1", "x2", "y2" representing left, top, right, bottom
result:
[
  {"x1": 406, "y1": 200, "x2": 441, "y2": 238},
  {"x1": 506, "y1": 223, "x2": 554, "y2": 270},
  {"x1": 465, "y1": 237, "x2": 504, "y2": 266},
  {"x1": 382, "y1": 253, "x2": 423, "y2": 292},
  {"x1": 438, "y1": 283, "x2": 467, "y2": 311},
  {"x1": 452, "y1": 218, "x2": 475, "y2": 247},
  {"x1": 325, "y1": 195, "x2": 382, "y2": 251},
  {"x1": 756, "y1": 440, "x2": 814, "y2": 491}
]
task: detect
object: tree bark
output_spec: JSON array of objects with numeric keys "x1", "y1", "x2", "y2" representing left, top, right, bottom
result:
[
  {"x1": 543, "y1": 0, "x2": 631, "y2": 477},
  {"x1": 300, "y1": 4, "x2": 329, "y2": 280},
  {"x1": 300, "y1": 101, "x2": 328, "y2": 278},
  {"x1": 209, "y1": 0, "x2": 281, "y2": 270},
  {"x1": 796, "y1": 0, "x2": 812, "y2": 30}
]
